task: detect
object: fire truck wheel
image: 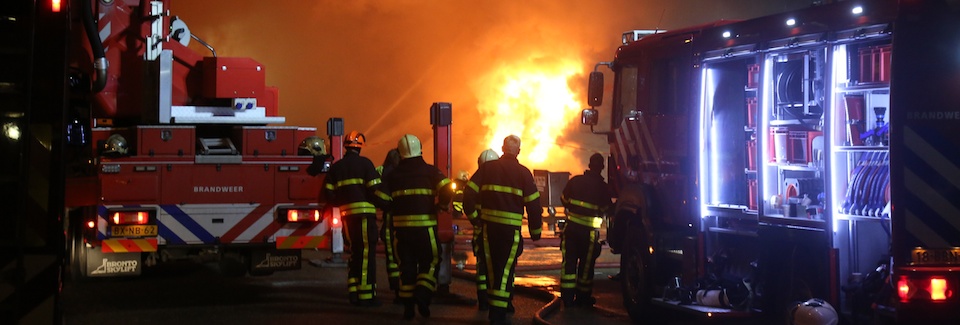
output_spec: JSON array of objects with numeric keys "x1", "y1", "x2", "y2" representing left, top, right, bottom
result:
[
  {"x1": 66, "y1": 213, "x2": 89, "y2": 281},
  {"x1": 620, "y1": 224, "x2": 655, "y2": 322}
]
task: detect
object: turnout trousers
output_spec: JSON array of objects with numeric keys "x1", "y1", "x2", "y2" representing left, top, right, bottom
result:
[
  {"x1": 560, "y1": 222, "x2": 602, "y2": 303},
  {"x1": 483, "y1": 222, "x2": 524, "y2": 322},
  {"x1": 381, "y1": 212, "x2": 400, "y2": 290},
  {"x1": 395, "y1": 226, "x2": 441, "y2": 305},
  {"x1": 344, "y1": 213, "x2": 379, "y2": 302},
  {"x1": 472, "y1": 222, "x2": 489, "y2": 305}
]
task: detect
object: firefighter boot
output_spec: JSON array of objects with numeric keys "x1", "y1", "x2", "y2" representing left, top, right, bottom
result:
[
  {"x1": 415, "y1": 287, "x2": 431, "y2": 318},
  {"x1": 403, "y1": 301, "x2": 415, "y2": 320},
  {"x1": 575, "y1": 293, "x2": 596, "y2": 307},
  {"x1": 477, "y1": 290, "x2": 490, "y2": 311},
  {"x1": 488, "y1": 307, "x2": 508, "y2": 325},
  {"x1": 561, "y1": 289, "x2": 576, "y2": 308}
]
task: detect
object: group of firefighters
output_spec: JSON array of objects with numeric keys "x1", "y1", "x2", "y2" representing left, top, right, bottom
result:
[{"x1": 314, "y1": 130, "x2": 622, "y2": 325}]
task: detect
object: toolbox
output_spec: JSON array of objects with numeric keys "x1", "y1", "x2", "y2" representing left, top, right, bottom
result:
[{"x1": 138, "y1": 125, "x2": 195, "y2": 157}]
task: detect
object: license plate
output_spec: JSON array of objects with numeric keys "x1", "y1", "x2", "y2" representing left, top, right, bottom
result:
[
  {"x1": 911, "y1": 248, "x2": 960, "y2": 265},
  {"x1": 110, "y1": 225, "x2": 158, "y2": 237}
]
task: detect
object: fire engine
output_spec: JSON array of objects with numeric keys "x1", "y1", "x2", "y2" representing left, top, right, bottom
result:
[
  {"x1": 581, "y1": 0, "x2": 959, "y2": 323},
  {"x1": 53, "y1": 0, "x2": 343, "y2": 279}
]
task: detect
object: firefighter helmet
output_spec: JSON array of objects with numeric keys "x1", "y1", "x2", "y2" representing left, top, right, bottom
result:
[
  {"x1": 298, "y1": 136, "x2": 327, "y2": 156},
  {"x1": 458, "y1": 170, "x2": 469, "y2": 181},
  {"x1": 790, "y1": 298, "x2": 838, "y2": 325},
  {"x1": 344, "y1": 130, "x2": 365, "y2": 150},
  {"x1": 102, "y1": 134, "x2": 129, "y2": 157},
  {"x1": 478, "y1": 149, "x2": 499, "y2": 166},
  {"x1": 397, "y1": 134, "x2": 422, "y2": 158}
]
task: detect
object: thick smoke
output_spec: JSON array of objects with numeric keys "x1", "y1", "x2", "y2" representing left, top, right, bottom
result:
[{"x1": 174, "y1": 0, "x2": 814, "y2": 175}]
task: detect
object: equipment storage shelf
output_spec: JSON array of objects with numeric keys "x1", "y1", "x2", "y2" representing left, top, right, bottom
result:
[
  {"x1": 828, "y1": 34, "x2": 893, "y2": 318},
  {"x1": 759, "y1": 46, "x2": 828, "y2": 229}
]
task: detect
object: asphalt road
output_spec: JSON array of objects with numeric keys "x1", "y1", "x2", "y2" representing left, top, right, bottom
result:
[{"x1": 60, "y1": 217, "x2": 637, "y2": 325}]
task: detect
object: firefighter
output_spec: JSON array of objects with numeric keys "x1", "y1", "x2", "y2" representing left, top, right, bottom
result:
[
  {"x1": 323, "y1": 130, "x2": 382, "y2": 307},
  {"x1": 463, "y1": 135, "x2": 543, "y2": 325},
  {"x1": 373, "y1": 134, "x2": 452, "y2": 320},
  {"x1": 607, "y1": 163, "x2": 649, "y2": 282},
  {"x1": 376, "y1": 148, "x2": 402, "y2": 304},
  {"x1": 468, "y1": 148, "x2": 500, "y2": 311},
  {"x1": 559, "y1": 153, "x2": 613, "y2": 307}
]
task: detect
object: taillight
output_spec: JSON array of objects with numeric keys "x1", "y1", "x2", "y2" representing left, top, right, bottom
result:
[
  {"x1": 86, "y1": 220, "x2": 95, "y2": 229},
  {"x1": 899, "y1": 275, "x2": 956, "y2": 302},
  {"x1": 930, "y1": 278, "x2": 950, "y2": 301},
  {"x1": 51, "y1": 0, "x2": 61, "y2": 12},
  {"x1": 278, "y1": 207, "x2": 322, "y2": 223},
  {"x1": 110, "y1": 210, "x2": 151, "y2": 225}
]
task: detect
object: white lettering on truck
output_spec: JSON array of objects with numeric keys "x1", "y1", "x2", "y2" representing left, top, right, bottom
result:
[
  {"x1": 193, "y1": 186, "x2": 244, "y2": 193},
  {"x1": 91, "y1": 258, "x2": 138, "y2": 275},
  {"x1": 255, "y1": 253, "x2": 299, "y2": 269}
]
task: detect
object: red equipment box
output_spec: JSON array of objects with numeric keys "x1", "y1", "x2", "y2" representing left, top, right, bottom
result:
[
  {"x1": 769, "y1": 127, "x2": 823, "y2": 164},
  {"x1": 746, "y1": 97, "x2": 758, "y2": 128},
  {"x1": 747, "y1": 64, "x2": 760, "y2": 89},
  {"x1": 202, "y1": 57, "x2": 266, "y2": 99},
  {"x1": 859, "y1": 45, "x2": 891, "y2": 83},
  {"x1": 138, "y1": 125, "x2": 195, "y2": 157},
  {"x1": 747, "y1": 179, "x2": 758, "y2": 210},
  {"x1": 235, "y1": 126, "x2": 299, "y2": 156}
]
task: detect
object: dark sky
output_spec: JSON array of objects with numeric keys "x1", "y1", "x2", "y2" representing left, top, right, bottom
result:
[{"x1": 173, "y1": 0, "x2": 817, "y2": 174}]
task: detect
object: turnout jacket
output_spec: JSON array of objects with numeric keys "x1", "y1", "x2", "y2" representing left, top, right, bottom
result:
[
  {"x1": 463, "y1": 154, "x2": 543, "y2": 239},
  {"x1": 373, "y1": 156, "x2": 452, "y2": 227},
  {"x1": 323, "y1": 150, "x2": 381, "y2": 216},
  {"x1": 561, "y1": 169, "x2": 613, "y2": 228}
]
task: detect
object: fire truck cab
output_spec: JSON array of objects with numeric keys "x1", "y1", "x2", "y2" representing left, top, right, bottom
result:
[{"x1": 584, "y1": 0, "x2": 960, "y2": 323}]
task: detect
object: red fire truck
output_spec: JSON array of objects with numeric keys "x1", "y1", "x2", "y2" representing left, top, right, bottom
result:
[
  {"x1": 582, "y1": 0, "x2": 959, "y2": 323},
  {"x1": 54, "y1": 0, "x2": 343, "y2": 279}
]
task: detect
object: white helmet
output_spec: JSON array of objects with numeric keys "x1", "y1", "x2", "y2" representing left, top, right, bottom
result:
[
  {"x1": 398, "y1": 134, "x2": 422, "y2": 158},
  {"x1": 478, "y1": 149, "x2": 499, "y2": 167},
  {"x1": 790, "y1": 298, "x2": 838, "y2": 325}
]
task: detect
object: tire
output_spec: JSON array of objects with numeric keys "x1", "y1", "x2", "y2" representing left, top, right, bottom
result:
[
  {"x1": 65, "y1": 211, "x2": 89, "y2": 282},
  {"x1": 620, "y1": 224, "x2": 654, "y2": 322}
]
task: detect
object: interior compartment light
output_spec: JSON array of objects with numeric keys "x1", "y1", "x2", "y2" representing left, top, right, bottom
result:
[
  {"x1": 852, "y1": 6, "x2": 864, "y2": 15},
  {"x1": 722, "y1": 31, "x2": 731, "y2": 38},
  {"x1": 786, "y1": 18, "x2": 797, "y2": 26}
]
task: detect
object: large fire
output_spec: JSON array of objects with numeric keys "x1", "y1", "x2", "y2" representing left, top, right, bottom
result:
[{"x1": 474, "y1": 57, "x2": 588, "y2": 173}]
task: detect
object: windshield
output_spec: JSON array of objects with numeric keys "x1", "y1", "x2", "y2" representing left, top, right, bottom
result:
[{"x1": 613, "y1": 65, "x2": 639, "y2": 125}]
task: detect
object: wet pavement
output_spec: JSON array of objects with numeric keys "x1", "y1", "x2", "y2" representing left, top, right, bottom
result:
[{"x1": 447, "y1": 216, "x2": 632, "y2": 325}]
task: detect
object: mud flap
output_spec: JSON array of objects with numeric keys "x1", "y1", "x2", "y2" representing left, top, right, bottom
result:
[
  {"x1": 249, "y1": 248, "x2": 301, "y2": 273},
  {"x1": 85, "y1": 250, "x2": 142, "y2": 277}
]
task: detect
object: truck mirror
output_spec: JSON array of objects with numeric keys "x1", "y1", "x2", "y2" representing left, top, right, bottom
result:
[
  {"x1": 587, "y1": 71, "x2": 604, "y2": 107},
  {"x1": 581, "y1": 108, "x2": 599, "y2": 126}
]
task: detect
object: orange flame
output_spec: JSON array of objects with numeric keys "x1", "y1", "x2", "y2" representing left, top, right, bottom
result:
[{"x1": 474, "y1": 57, "x2": 586, "y2": 172}]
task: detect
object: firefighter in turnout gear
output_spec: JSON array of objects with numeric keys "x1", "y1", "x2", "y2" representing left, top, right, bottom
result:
[
  {"x1": 376, "y1": 148, "x2": 402, "y2": 303},
  {"x1": 463, "y1": 135, "x2": 543, "y2": 325},
  {"x1": 373, "y1": 134, "x2": 452, "y2": 320},
  {"x1": 323, "y1": 130, "x2": 382, "y2": 307},
  {"x1": 468, "y1": 148, "x2": 500, "y2": 311},
  {"x1": 559, "y1": 153, "x2": 613, "y2": 307}
]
